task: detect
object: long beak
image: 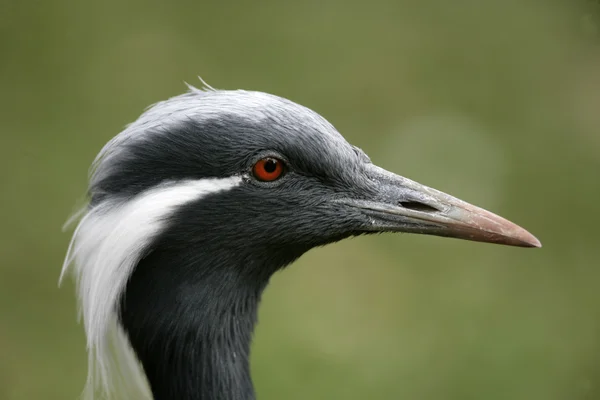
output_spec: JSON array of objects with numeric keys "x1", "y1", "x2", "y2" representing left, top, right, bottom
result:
[{"x1": 342, "y1": 165, "x2": 541, "y2": 248}]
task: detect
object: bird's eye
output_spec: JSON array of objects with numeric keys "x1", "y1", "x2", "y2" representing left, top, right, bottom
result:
[{"x1": 252, "y1": 157, "x2": 285, "y2": 182}]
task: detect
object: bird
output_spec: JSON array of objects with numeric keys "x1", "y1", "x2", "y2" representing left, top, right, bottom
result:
[{"x1": 60, "y1": 80, "x2": 541, "y2": 400}]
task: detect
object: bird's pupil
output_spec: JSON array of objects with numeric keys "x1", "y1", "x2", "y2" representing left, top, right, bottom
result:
[{"x1": 264, "y1": 159, "x2": 277, "y2": 173}]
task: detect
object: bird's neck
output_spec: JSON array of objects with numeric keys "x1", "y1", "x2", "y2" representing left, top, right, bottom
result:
[{"x1": 119, "y1": 247, "x2": 278, "y2": 400}]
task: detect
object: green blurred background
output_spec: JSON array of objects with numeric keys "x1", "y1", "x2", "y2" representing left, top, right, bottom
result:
[{"x1": 2, "y1": 0, "x2": 600, "y2": 399}]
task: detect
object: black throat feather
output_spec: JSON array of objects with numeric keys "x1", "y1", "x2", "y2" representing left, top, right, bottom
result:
[
  {"x1": 118, "y1": 193, "x2": 309, "y2": 400},
  {"x1": 120, "y1": 245, "x2": 270, "y2": 400}
]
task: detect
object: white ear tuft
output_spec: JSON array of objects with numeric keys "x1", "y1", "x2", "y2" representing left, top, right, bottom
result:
[{"x1": 61, "y1": 176, "x2": 242, "y2": 398}]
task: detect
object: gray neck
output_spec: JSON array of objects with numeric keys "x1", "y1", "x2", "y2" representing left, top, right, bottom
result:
[{"x1": 119, "y1": 248, "x2": 273, "y2": 400}]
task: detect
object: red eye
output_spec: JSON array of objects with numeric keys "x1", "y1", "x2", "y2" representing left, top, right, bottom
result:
[{"x1": 253, "y1": 157, "x2": 284, "y2": 182}]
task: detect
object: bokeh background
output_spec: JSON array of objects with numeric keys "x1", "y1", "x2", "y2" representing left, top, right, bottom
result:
[{"x1": 2, "y1": 0, "x2": 600, "y2": 399}]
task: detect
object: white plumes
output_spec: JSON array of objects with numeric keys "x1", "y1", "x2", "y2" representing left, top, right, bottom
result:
[
  {"x1": 61, "y1": 177, "x2": 242, "y2": 398},
  {"x1": 187, "y1": 76, "x2": 217, "y2": 92}
]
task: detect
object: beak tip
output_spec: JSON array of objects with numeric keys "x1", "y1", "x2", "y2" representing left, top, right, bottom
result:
[
  {"x1": 510, "y1": 227, "x2": 542, "y2": 248},
  {"x1": 525, "y1": 235, "x2": 542, "y2": 248}
]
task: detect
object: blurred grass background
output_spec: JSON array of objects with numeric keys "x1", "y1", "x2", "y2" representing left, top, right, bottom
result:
[{"x1": 1, "y1": 0, "x2": 600, "y2": 399}]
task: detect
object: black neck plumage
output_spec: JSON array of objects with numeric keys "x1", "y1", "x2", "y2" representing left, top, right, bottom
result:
[
  {"x1": 119, "y1": 245, "x2": 277, "y2": 400},
  {"x1": 116, "y1": 188, "x2": 315, "y2": 400}
]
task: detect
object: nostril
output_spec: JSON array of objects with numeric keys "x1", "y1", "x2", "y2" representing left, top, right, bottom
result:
[{"x1": 398, "y1": 201, "x2": 440, "y2": 213}]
